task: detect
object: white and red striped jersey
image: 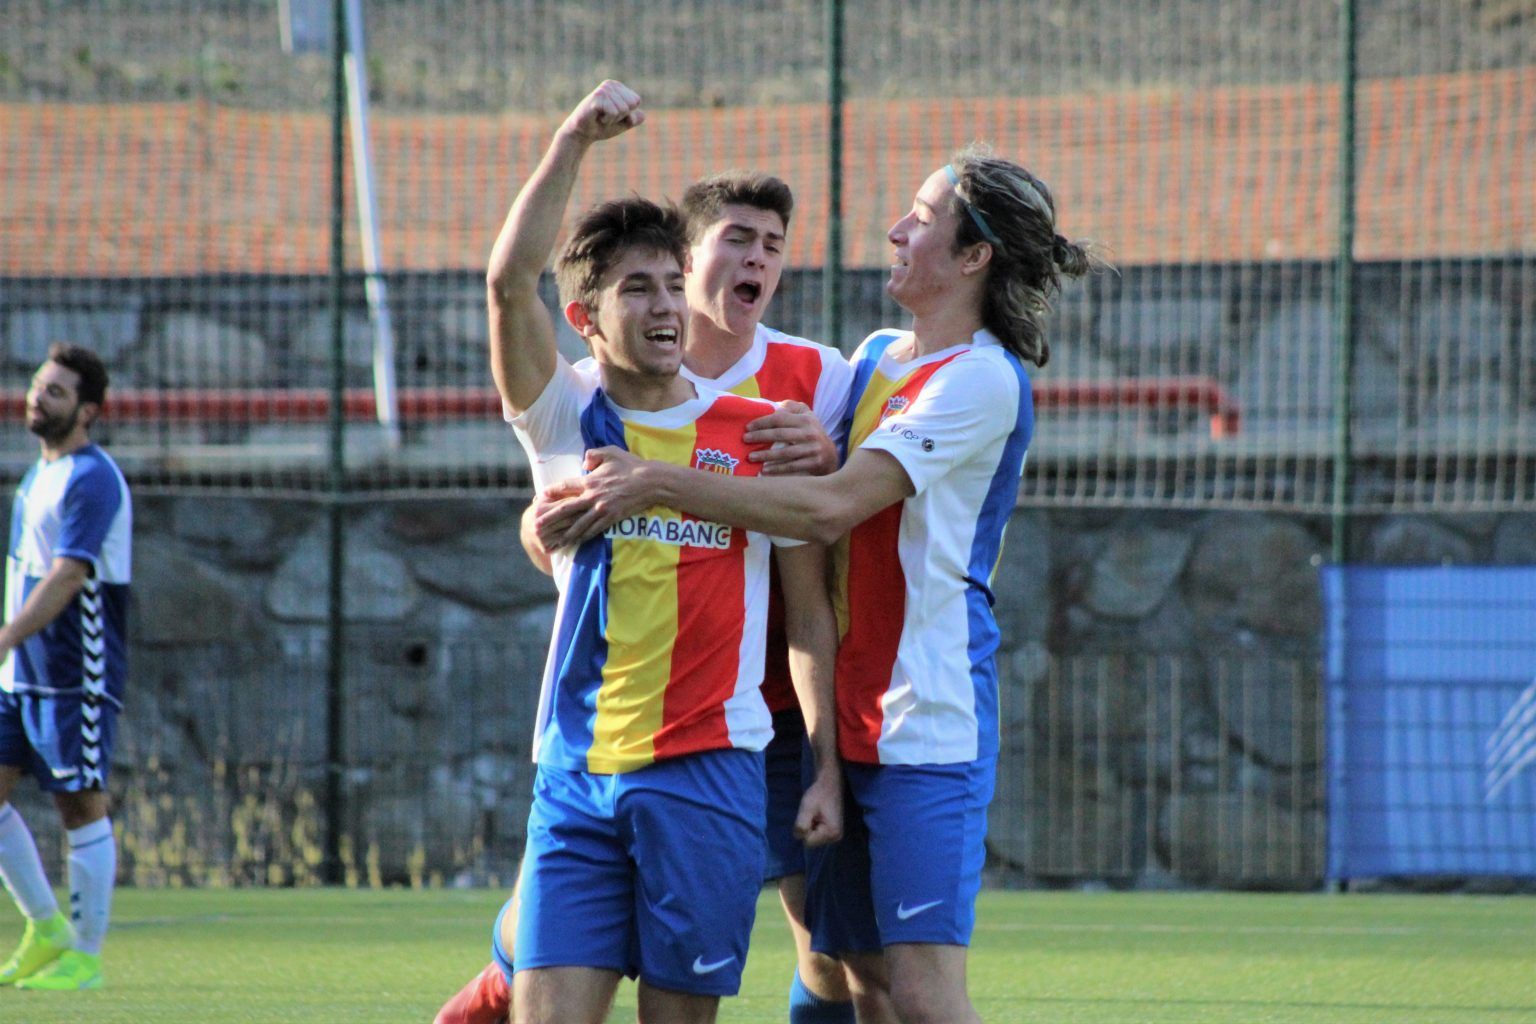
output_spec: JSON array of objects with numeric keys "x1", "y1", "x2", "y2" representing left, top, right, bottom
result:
[{"x1": 832, "y1": 328, "x2": 1034, "y2": 765}]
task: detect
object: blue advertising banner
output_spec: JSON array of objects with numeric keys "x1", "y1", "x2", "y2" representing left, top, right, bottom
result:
[{"x1": 1323, "y1": 566, "x2": 1536, "y2": 880}]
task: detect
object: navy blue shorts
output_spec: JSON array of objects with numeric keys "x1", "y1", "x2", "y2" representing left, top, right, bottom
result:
[
  {"x1": 516, "y1": 749, "x2": 767, "y2": 996},
  {"x1": 763, "y1": 707, "x2": 809, "y2": 880},
  {"x1": 0, "y1": 688, "x2": 117, "y2": 792},
  {"x1": 806, "y1": 757, "x2": 995, "y2": 955}
]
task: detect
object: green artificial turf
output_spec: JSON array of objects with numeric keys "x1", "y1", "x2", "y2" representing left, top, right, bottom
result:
[{"x1": 2, "y1": 888, "x2": 1532, "y2": 1023}]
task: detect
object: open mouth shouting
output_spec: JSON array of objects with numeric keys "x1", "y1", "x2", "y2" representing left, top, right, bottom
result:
[{"x1": 733, "y1": 280, "x2": 763, "y2": 307}]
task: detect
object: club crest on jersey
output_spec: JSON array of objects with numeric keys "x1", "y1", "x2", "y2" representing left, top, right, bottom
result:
[
  {"x1": 694, "y1": 447, "x2": 740, "y2": 475},
  {"x1": 884, "y1": 395, "x2": 911, "y2": 416}
]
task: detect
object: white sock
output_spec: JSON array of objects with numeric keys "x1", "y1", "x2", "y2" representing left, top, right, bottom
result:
[
  {"x1": 0, "y1": 802, "x2": 59, "y2": 921},
  {"x1": 66, "y1": 817, "x2": 115, "y2": 956}
]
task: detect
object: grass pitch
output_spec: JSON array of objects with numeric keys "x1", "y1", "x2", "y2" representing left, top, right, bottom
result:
[{"x1": 1, "y1": 887, "x2": 1532, "y2": 1023}]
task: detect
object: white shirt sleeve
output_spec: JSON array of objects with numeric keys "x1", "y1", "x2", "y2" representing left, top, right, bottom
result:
[
  {"x1": 506, "y1": 356, "x2": 597, "y2": 490},
  {"x1": 855, "y1": 351, "x2": 1020, "y2": 495}
]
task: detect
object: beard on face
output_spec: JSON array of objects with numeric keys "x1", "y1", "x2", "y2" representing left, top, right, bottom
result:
[{"x1": 27, "y1": 405, "x2": 79, "y2": 443}]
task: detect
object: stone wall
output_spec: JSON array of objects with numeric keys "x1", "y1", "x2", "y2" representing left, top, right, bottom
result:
[{"x1": 12, "y1": 492, "x2": 1530, "y2": 889}]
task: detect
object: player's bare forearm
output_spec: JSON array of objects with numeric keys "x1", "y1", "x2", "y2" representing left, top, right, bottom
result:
[
  {"x1": 485, "y1": 133, "x2": 590, "y2": 413},
  {"x1": 775, "y1": 543, "x2": 840, "y2": 773},
  {"x1": 0, "y1": 556, "x2": 89, "y2": 656},
  {"x1": 590, "y1": 454, "x2": 841, "y2": 543},
  {"x1": 565, "y1": 446, "x2": 914, "y2": 547},
  {"x1": 519, "y1": 499, "x2": 555, "y2": 577},
  {"x1": 487, "y1": 80, "x2": 644, "y2": 414},
  {"x1": 488, "y1": 82, "x2": 642, "y2": 292},
  {"x1": 776, "y1": 544, "x2": 844, "y2": 840}
]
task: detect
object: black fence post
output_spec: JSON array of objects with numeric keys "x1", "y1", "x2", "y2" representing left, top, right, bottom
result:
[
  {"x1": 824, "y1": 0, "x2": 845, "y2": 353},
  {"x1": 1331, "y1": 0, "x2": 1358, "y2": 564},
  {"x1": 323, "y1": 0, "x2": 349, "y2": 886}
]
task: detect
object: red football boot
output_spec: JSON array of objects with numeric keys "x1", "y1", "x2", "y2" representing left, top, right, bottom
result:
[{"x1": 433, "y1": 962, "x2": 511, "y2": 1024}]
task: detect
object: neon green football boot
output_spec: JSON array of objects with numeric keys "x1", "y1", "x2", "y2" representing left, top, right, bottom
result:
[
  {"x1": 0, "y1": 911, "x2": 73, "y2": 985},
  {"x1": 15, "y1": 949, "x2": 102, "y2": 991}
]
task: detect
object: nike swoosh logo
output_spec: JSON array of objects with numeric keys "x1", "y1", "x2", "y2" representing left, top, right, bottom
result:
[
  {"x1": 896, "y1": 899, "x2": 944, "y2": 920},
  {"x1": 692, "y1": 955, "x2": 735, "y2": 975}
]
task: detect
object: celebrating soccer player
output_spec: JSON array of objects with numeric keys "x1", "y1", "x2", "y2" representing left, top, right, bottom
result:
[
  {"x1": 477, "y1": 79, "x2": 841, "y2": 1024},
  {"x1": 438, "y1": 167, "x2": 859, "y2": 1024},
  {"x1": 0, "y1": 344, "x2": 131, "y2": 993},
  {"x1": 539, "y1": 145, "x2": 1096, "y2": 1024}
]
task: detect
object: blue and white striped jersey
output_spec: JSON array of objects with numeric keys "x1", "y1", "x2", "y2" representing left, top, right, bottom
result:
[{"x1": 3, "y1": 444, "x2": 132, "y2": 715}]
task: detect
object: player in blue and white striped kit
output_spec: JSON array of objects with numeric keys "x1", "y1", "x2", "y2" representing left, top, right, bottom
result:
[{"x1": 0, "y1": 344, "x2": 131, "y2": 992}]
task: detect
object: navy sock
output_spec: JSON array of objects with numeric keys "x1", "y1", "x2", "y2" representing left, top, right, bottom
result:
[{"x1": 789, "y1": 966, "x2": 856, "y2": 1023}]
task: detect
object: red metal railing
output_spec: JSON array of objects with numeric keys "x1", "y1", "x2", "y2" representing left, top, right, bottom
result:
[{"x1": 5, "y1": 377, "x2": 1240, "y2": 438}]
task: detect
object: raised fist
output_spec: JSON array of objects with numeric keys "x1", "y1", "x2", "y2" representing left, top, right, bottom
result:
[{"x1": 562, "y1": 79, "x2": 645, "y2": 143}]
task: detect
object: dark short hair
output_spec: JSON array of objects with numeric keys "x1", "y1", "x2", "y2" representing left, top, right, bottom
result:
[
  {"x1": 680, "y1": 170, "x2": 794, "y2": 244},
  {"x1": 554, "y1": 197, "x2": 689, "y2": 311},
  {"x1": 46, "y1": 343, "x2": 109, "y2": 406}
]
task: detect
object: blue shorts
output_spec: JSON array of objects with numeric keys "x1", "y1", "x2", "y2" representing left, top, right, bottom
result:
[
  {"x1": 763, "y1": 707, "x2": 808, "y2": 881},
  {"x1": 0, "y1": 688, "x2": 118, "y2": 792},
  {"x1": 806, "y1": 757, "x2": 995, "y2": 955},
  {"x1": 516, "y1": 749, "x2": 767, "y2": 996}
]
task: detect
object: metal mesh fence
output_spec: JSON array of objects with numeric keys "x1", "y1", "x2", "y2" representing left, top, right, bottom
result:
[
  {"x1": 1, "y1": 0, "x2": 1531, "y2": 508},
  {"x1": 9, "y1": 644, "x2": 1323, "y2": 889},
  {"x1": 993, "y1": 653, "x2": 1324, "y2": 887}
]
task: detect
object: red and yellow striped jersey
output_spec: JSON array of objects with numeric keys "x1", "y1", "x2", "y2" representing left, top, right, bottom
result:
[
  {"x1": 511, "y1": 358, "x2": 795, "y2": 774},
  {"x1": 680, "y1": 324, "x2": 852, "y2": 713}
]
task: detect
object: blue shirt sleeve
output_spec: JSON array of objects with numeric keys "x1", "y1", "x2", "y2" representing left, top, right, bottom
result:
[{"x1": 55, "y1": 454, "x2": 123, "y2": 569}]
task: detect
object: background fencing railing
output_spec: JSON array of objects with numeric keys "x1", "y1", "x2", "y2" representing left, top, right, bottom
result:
[
  {"x1": 1, "y1": 0, "x2": 1530, "y2": 511},
  {"x1": 1, "y1": 1, "x2": 1531, "y2": 889},
  {"x1": 10, "y1": 645, "x2": 1326, "y2": 890}
]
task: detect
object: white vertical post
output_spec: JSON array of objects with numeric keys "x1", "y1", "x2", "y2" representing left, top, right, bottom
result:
[{"x1": 343, "y1": 0, "x2": 400, "y2": 444}]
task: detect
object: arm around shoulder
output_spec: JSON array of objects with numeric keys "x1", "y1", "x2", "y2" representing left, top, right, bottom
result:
[
  {"x1": 546, "y1": 439, "x2": 915, "y2": 551},
  {"x1": 648, "y1": 445, "x2": 913, "y2": 546},
  {"x1": 792, "y1": 447, "x2": 914, "y2": 545}
]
